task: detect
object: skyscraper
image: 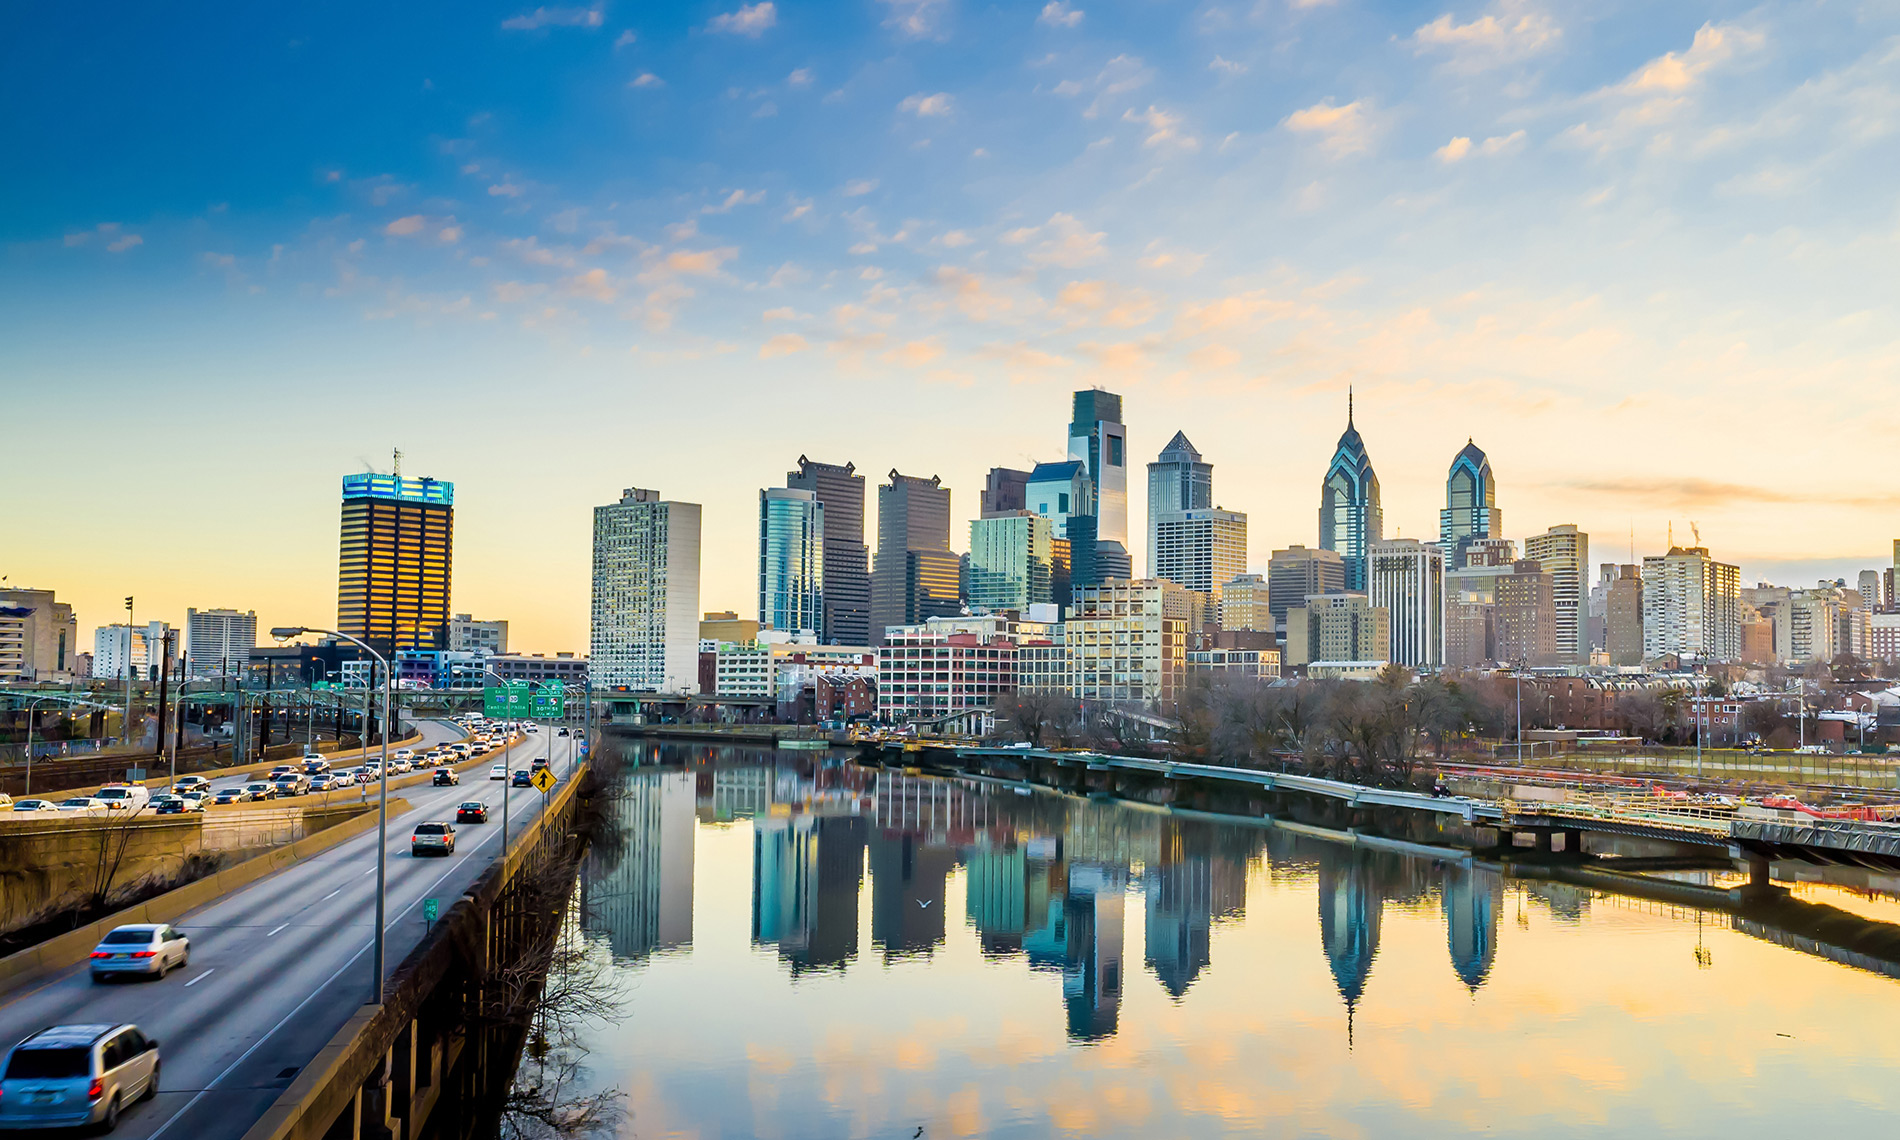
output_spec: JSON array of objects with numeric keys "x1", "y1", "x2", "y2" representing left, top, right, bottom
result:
[
  {"x1": 787, "y1": 457, "x2": 870, "y2": 646},
  {"x1": 1268, "y1": 545, "x2": 1347, "y2": 629},
  {"x1": 337, "y1": 471, "x2": 454, "y2": 655},
  {"x1": 1493, "y1": 560, "x2": 1558, "y2": 665},
  {"x1": 1641, "y1": 546, "x2": 1741, "y2": 663},
  {"x1": 758, "y1": 487, "x2": 824, "y2": 637},
  {"x1": 1024, "y1": 460, "x2": 1093, "y2": 539},
  {"x1": 967, "y1": 512, "x2": 1055, "y2": 613},
  {"x1": 1606, "y1": 565, "x2": 1644, "y2": 666},
  {"x1": 1152, "y1": 509, "x2": 1248, "y2": 597},
  {"x1": 870, "y1": 471, "x2": 958, "y2": 642},
  {"x1": 1147, "y1": 431, "x2": 1213, "y2": 575},
  {"x1": 1068, "y1": 389, "x2": 1128, "y2": 554},
  {"x1": 1219, "y1": 573, "x2": 1270, "y2": 632},
  {"x1": 1318, "y1": 394, "x2": 1382, "y2": 592},
  {"x1": 1439, "y1": 440, "x2": 1501, "y2": 566},
  {"x1": 981, "y1": 466, "x2": 1032, "y2": 515},
  {"x1": 1523, "y1": 524, "x2": 1589, "y2": 663},
  {"x1": 590, "y1": 487, "x2": 702, "y2": 693},
  {"x1": 185, "y1": 608, "x2": 256, "y2": 679},
  {"x1": 1368, "y1": 539, "x2": 1444, "y2": 669}
]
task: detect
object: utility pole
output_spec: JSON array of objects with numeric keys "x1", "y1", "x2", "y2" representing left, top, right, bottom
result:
[
  {"x1": 123, "y1": 596, "x2": 135, "y2": 747},
  {"x1": 154, "y1": 629, "x2": 174, "y2": 767}
]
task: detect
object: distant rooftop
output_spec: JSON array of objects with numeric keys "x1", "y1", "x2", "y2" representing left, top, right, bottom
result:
[{"x1": 342, "y1": 472, "x2": 454, "y2": 506}]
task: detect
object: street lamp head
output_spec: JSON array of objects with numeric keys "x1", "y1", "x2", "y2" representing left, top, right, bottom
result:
[{"x1": 270, "y1": 627, "x2": 308, "y2": 641}]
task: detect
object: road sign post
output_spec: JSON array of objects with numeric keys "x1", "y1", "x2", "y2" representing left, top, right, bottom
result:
[{"x1": 423, "y1": 896, "x2": 439, "y2": 934}]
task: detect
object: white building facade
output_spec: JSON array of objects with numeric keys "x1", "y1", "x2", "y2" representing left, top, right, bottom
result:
[
  {"x1": 186, "y1": 608, "x2": 256, "y2": 679},
  {"x1": 1368, "y1": 539, "x2": 1445, "y2": 670},
  {"x1": 591, "y1": 488, "x2": 702, "y2": 693}
]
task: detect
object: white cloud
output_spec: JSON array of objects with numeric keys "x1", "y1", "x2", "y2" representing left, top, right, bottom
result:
[
  {"x1": 563, "y1": 267, "x2": 618, "y2": 302},
  {"x1": 783, "y1": 197, "x2": 814, "y2": 221},
  {"x1": 1052, "y1": 53, "x2": 1153, "y2": 120},
  {"x1": 760, "y1": 332, "x2": 808, "y2": 358},
  {"x1": 1018, "y1": 213, "x2": 1106, "y2": 267},
  {"x1": 1437, "y1": 136, "x2": 1473, "y2": 162},
  {"x1": 704, "y1": 188, "x2": 766, "y2": 213},
  {"x1": 1123, "y1": 105, "x2": 1197, "y2": 149},
  {"x1": 107, "y1": 233, "x2": 143, "y2": 253},
  {"x1": 1209, "y1": 56, "x2": 1246, "y2": 76},
  {"x1": 788, "y1": 67, "x2": 814, "y2": 88},
  {"x1": 500, "y1": 6, "x2": 604, "y2": 31},
  {"x1": 1038, "y1": 1, "x2": 1083, "y2": 29},
  {"x1": 762, "y1": 306, "x2": 803, "y2": 321},
  {"x1": 637, "y1": 246, "x2": 739, "y2": 283},
  {"x1": 1620, "y1": 22, "x2": 1763, "y2": 95},
  {"x1": 708, "y1": 2, "x2": 776, "y2": 36},
  {"x1": 1283, "y1": 99, "x2": 1375, "y2": 157},
  {"x1": 843, "y1": 179, "x2": 880, "y2": 197},
  {"x1": 628, "y1": 72, "x2": 663, "y2": 88},
  {"x1": 877, "y1": 0, "x2": 950, "y2": 40},
  {"x1": 384, "y1": 215, "x2": 428, "y2": 236},
  {"x1": 1411, "y1": 1, "x2": 1560, "y2": 71},
  {"x1": 488, "y1": 181, "x2": 525, "y2": 197},
  {"x1": 899, "y1": 92, "x2": 954, "y2": 117},
  {"x1": 1437, "y1": 129, "x2": 1524, "y2": 162},
  {"x1": 614, "y1": 29, "x2": 637, "y2": 47},
  {"x1": 939, "y1": 230, "x2": 974, "y2": 248}
]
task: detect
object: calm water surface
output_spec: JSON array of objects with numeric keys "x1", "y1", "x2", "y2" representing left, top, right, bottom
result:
[{"x1": 564, "y1": 744, "x2": 1900, "y2": 1138}]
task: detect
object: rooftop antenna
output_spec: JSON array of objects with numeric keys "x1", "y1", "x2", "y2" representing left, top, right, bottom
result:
[
  {"x1": 1691, "y1": 520, "x2": 1702, "y2": 547},
  {"x1": 393, "y1": 448, "x2": 403, "y2": 477},
  {"x1": 1347, "y1": 384, "x2": 1354, "y2": 426},
  {"x1": 1668, "y1": 521, "x2": 1674, "y2": 550}
]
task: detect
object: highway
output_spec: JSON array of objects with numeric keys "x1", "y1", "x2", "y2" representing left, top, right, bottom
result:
[{"x1": 0, "y1": 720, "x2": 581, "y2": 1140}]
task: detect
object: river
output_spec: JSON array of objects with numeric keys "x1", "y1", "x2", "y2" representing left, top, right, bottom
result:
[{"x1": 547, "y1": 741, "x2": 1900, "y2": 1138}]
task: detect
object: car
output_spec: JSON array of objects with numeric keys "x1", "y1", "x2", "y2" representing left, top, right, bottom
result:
[
  {"x1": 0, "y1": 794, "x2": 11, "y2": 810},
  {"x1": 0, "y1": 1023, "x2": 161, "y2": 1131},
  {"x1": 531, "y1": 756, "x2": 549, "y2": 772},
  {"x1": 384, "y1": 758, "x2": 409, "y2": 776},
  {"x1": 89, "y1": 924, "x2": 191, "y2": 982},
  {"x1": 332, "y1": 769, "x2": 358, "y2": 787},
  {"x1": 558, "y1": 727, "x2": 570, "y2": 737},
  {"x1": 11, "y1": 799, "x2": 60, "y2": 814},
  {"x1": 273, "y1": 774, "x2": 310, "y2": 797},
  {"x1": 172, "y1": 776, "x2": 209, "y2": 793},
  {"x1": 511, "y1": 770, "x2": 533, "y2": 787},
  {"x1": 393, "y1": 749, "x2": 415, "y2": 762},
  {"x1": 150, "y1": 796, "x2": 203, "y2": 815},
  {"x1": 211, "y1": 788, "x2": 248, "y2": 806},
  {"x1": 524, "y1": 723, "x2": 539, "y2": 733},
  {"x1": 57, "y1": 798, "x2": 109, "y2": 817},
  {"x1": 269, "y1": 765, "x2": 300, "y2": 779},
  {"x1": 455, "y1": 801, "x2": 489, "y2": 823},
  {"x1": 178, "y1": 790, "x2": 212, "y2": 810},
  {"x1": 308, "y1": 774, "x2": 338, "y2": 793},
  {"x1": 448, "y1": 744, "x2": 471, "y2": 759},
  {"x1": 242, "y1": 782, "x2": 278, "y2": 800},
  {"x1": 410, "y1": 821, "x2": 456, "y2": 856},
  {"x1": 432, "y1": 767, "x2": 460, "y2": 786},
  {"x1": 489, "y1": 765, "x2": 507, "y2": 781},
  {"x1": 301, "y1": 757, "x2": 331, "y2": 775},
  {"x1": 93, "y1": 786, "x2": 150, "y2": 813}
]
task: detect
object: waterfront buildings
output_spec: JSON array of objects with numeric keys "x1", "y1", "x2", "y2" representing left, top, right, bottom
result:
[
  {"x1": 1285, "y1": 593, "x2": 1388, "y2": 669},
  {"x1": 1185, "y1": 648, "x2": 1281, "y2": 681},
  {"x1": 0, "y1": 588, "x2": 79, "y2": 683},
  {"x1": 1367, "y1": 539, "x2": 1444, "y2": 670},
  {"x1": 1147, "y1": 432, "x2": 1213, "y2": 576},
  {"x1": 1318, "y1": 397, "x2": 1383, "y2": 591},
  {"x1": 759, "y1": 487, "x2": 825, "y2": 638},
  {"x1": 716, "y1": 636, "x2": 875, "y2": 699},
  {"x1": 1605, "y1": 565, "x2": 1645, "y2": 666},
  {"x1": 1153, "y1": 509, "x2": 1248, "y2": 599},
  {"x1": 337, "y1": 471, "x2": 454, "y2": 655},
  {"x1": 876, "y1": 619, "x2": 1028, "y2": 730},
  {"x1": 447, "y1": 613, "x2": 508, "y2": 656},
  {"x1": 590, "y1": 487, "x2": 702, "y2": 693},
  {"x1": 1219, "y1": 574, "x2": 1270, "y2": 632},
  {"x1": 1524, "y1": 524, "x2": 1589, "y2": 663},
  {"x1": 870, "y1": 471, "x2": 959, "y2": 642},
  {"x1": 787, "y1": 457, "x2": 871, "y2": 646},
  {"x1": 185, "y1": 608, "x2": 256, "y2": 679},
  {"x1": 1641, "y1": 546, "x2": 1742, "y2": 663},
  {"x1": 1068, "y1": 389, "x2": 1128, "y2": 554},
  {"x1": 1065, "y1": 580, "x2": 1192, "y2": 706},
  {"x1": 968, "y1": 511, "x2": 1056, "y2": 614},
  {"x1": 981, "y1": 467, "x2": 1032, "y2": 515},
  {"x1": 1439, "y1": 440, "x2": 1502, "y2": 565},
  {"x1": 1268, "y1": 545, "x2": 1346, "y2": 630},
  {"x1": 1493, "y1": 560, "x2": 1559, "y2": 665}
]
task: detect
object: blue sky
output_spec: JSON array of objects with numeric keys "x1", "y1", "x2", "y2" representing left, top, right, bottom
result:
[{"x1": 7, "y1": 0, "x2": 1900, "y2": 649}]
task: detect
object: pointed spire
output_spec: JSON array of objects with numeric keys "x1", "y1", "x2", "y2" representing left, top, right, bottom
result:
[{"x1": 1347, "y1": 385, "x2": 1354, "y2": 427}]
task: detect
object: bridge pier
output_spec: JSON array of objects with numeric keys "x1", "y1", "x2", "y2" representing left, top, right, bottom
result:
[{"x1": 1562, "y1": 829, "x2": 1585, "y2": 856}]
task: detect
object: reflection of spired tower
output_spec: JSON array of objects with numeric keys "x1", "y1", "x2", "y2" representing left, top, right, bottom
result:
[
  {"x1": 1317, "y1": 853, "x2": 1384, "y2": 1045},
  {"x1": 751, "y1": 814, "x2": 866, "y2": 974},
  {"x1": 1145, "y1": 857, "x2": 1213, "y2": 999},
  {"x1": 1442, "y1": 865, "x2": 1503, "y2": 992},
  {"x1": 1062, "y1": 862, "x2": 1127, "y2": 1042}
]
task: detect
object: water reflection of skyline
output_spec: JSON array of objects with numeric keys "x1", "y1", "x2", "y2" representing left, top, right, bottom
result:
[{"x1": 579, "y1": 755, "x2": 1544, "y2": 1045}]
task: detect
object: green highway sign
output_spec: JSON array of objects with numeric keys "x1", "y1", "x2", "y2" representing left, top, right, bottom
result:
[
  {"x1": 529, "y1": 681, "x2": 566, "y2": 718},
  {"x1": 484, "y1": 683, "x2": 533, "y2": 718},
  {"x1": 423, "y1": 897, "x2": 439, "y2": 923}
]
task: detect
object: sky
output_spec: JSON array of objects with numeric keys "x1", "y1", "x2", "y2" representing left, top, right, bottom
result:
[{"x1": 6, "y1": 0, "x2": 1900, "y2": 653}]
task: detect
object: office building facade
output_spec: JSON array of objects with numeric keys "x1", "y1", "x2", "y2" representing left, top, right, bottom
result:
[
  {"x1": 759, "y1": 487, "x2": 825, "y2": 638},
  {"x1": 447, "y1": 613, "x2": 509, "y2": 656},
  {"x1": 1219, "y1": 574, "x2": 1270, "y2": 632},
  {"x1": 590, "y1": 487, "x2": 703, "y2": 693},
  {"x1": 1147, "y1": 432, "x2": 1213, "y2": 577},
  {"x1": 1153, "y1": 509, "x2": 1248, "y2": 599},
  {"x1": 1605, "y1": 565, "x2": 1644, "y2": 666},
  {"x1": 1439, "y1": 440, "x2": 1501, "y2": 565},
  {"x1": 1641, "y1": 546, "x2": 1741, "y2": 663},
  {"x1": 1025, "y1": 460, "x2": 1093, "y2": 541},
  {"x1": 1368, "y1": 539, "x2": 1444, "y2": 670},
  {"x1": 1284, "y1": 593, "x2": 1389, "y2": 669},
  {"x1": 1523, "y1": 524, "x2": 1589, "y2": 663},
  {"x1": 1067, "y1": 579, "x2": 1189, "y2": 707},
  {"x1": 1318, "y1": 397, "x2": 1383, "y2": 591},
  {"x1": 787, "y1": 457, "x2": 871, "y2": 646},
  {"x1": 337, "y1": 472, "x2": 454, "y2": 655},
  {"x1": 967, "y1": 512, "x2": 1056, "y2": 614},
  {"x1": 1493, "y1": 560, "x2": 1558, "y2": 665},
  {"x1": 981, "y1": 467, "x2": 1032, "y2": 516},
  {"x1": 0, "y1": 588, "x2": 79, "y2": 683},
  {"x1": 871, "y1": 471, "x2": 959, "y2": 641},
  {"x1": 1068, "y1": 389, "x2": 1128, "y2": 553},
  {"x1": 185, "y1": 608, "x2": 256, "y2": 679},
  {"x1": 1267, "y1": 545, "x2": 1346, "y2": 628}
]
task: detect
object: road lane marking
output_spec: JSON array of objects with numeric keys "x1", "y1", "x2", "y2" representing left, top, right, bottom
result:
[
  {"x1": 267, "y1": 923, "x2": 289, "y2": 937},
  {"x1": 184, "y1": 969, "x2": 215, "y2": 987},
  {"x1": 321, "y1": 889, "x2": 341, "y2": 901}
]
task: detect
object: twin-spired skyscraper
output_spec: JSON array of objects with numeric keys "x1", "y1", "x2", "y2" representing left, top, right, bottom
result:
[{"x1": 1318, "y1": 393, "x2": 1383, "y2": 592}]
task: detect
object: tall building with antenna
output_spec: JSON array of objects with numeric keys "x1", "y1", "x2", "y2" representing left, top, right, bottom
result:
[
  {"x1": 1318, "y1": 390, "x2": 1383, "y2": 592},
  {"x1": 337, "y1": 451, "x2": 454, "y2": 655}
]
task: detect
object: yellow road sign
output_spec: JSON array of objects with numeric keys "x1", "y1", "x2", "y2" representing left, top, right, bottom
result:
[{"x1": 530, "y1": 767, "x2": 556, "y2": 794}]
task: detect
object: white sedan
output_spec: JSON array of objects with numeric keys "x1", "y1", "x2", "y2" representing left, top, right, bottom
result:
[
  {"x1": 57, "y1": 797, "x2": 109, "y2": 817},
  {"x1": 489, "y1": 764, "x2": 507, "y2": 780},
  {"x1": 11, "y1": 799, "x2": 61, "y2": 814}
]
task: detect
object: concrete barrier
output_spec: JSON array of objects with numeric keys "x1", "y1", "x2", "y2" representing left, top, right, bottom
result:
[
  {"x1": 26, "y1": 727, "x2": 434, "y2": 804},
  {"x1": 0, "y1": 797, "x2": 413, "y2": 995}
]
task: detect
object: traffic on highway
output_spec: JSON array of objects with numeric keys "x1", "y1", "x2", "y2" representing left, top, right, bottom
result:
[{"x1": 0, "y1": 716, "x2": 583, "y2": 1138}]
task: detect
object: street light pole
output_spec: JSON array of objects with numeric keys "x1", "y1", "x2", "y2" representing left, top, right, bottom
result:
[
  {"x1": 123, "y1": 596, "x2": 135, "y2": 748},
  {"x1": 273, "y1": 626, "x2": 391, "y2": 1005}
]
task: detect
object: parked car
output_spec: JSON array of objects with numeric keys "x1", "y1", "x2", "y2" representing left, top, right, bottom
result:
[
  {"x1": 0, "y1": 1023, "x2": 160, "y2": 1131},
  {"x1": 57, "y1": 798, "x2": 109, "y2": 817},
  {"x1": 93, "y1": 786, "x2": 150, "y2": 813},
  {"x1": 11, "y1": 799, "x2": 60, "y2": 814},
  {"x1": 455, "y1": 801, "x2": 489, "y2": 823},
  {"x1": 410, "y1": 821, "x2": 456, "y2": 856},
  {"x1": 432, "y1": 767, "x2": 460, "y2": 786},
  {"x1": 89, "y1": 924, "x2": 191, "y2": 982},
  {"x1": 489, "y1": 765, "x2": 507, "y2": 781},
  {"x1": 511, "y1": 770, "x2": 532, "y2": 787},
  {"x1": 151, "y1": 796, "x2": 203, "y2": 815}
]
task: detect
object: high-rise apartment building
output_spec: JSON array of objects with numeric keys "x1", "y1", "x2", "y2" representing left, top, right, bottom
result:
[
  {"x1": 1859, "y1": 570, "x2": 1884, "y2": 613},
  {"x1": 1219, "y1": 573, "x2": 1270, "y2": 632},
  {"x1": 1606, "y1": 565, "x2": 1644, "y2": 666},
  {"x1": 447, "y1": 613, "x2": 509, "y2": 656},
  {"x1": 787, "y1": 457, "x2": 870, "y2": 646},
  {"x1": 1067, "y1": 579, "x2": 1190, "y2": 707},
  {"x1": 337, "y1": 471, "x2": 454, "y2": 655},
  {"x1": 980, "y1": 467, "x2": 1032, "y2": 516},
  {"x1": 94, "y1": 621, "x2": 174, "y2": 681},
  {"x1": 1153, "y1": 509, "x2": 1248, "y2": 598},
  {"x1": 870, "y1": 471, "x2": 958, "y2": 642},
  {"x1": 1493, "y1": 560, "x2": 1558, "y2": 665},
  {"x1": 967, "y1": 512, "x2": 1055, "y2": 614},
  {"x1": 1523, "y1": 524, "x2": 1588, "y2": 663},
  {"x1": 1284, "y1": 593, "x2": 1389, "y2": 668},
  {"x1": 1779, "y1": 585, "x2": 1863, "y2": 666},
  {"x1": 1147, "y1": 432, "x2": 1213, "y2": 576},
  {"x1": 1439, "y1": 440, "x2": 1501, "y2": 565},
  {"x1": 1368, "y1": 539, "x2": 1444, "y2": 669},
  {"x1": 185, "y1": 608, "x2": 256, "y2": 679},
  {"x1": 1318, "y1": 396, "x2": 1383, "y2": 591},
  {"x1": 0, "y1": 588, "x2": 78, "y2": 683},
  {"x1": 1268, "y1": 545, "x2": 1346, "y2": 629},
  {"x1": 759, "y1": 487, "x2": 825, "y2": 637},
  {"x1": 1641, "y1": 546, "x2": 1741, "y2": 663},
  {"x1": 1067, "y1": 389, "x2": 1128, "y2": 554},
  {"x1": 590, "y1": 487, "x2": 702, "y2": 693}
]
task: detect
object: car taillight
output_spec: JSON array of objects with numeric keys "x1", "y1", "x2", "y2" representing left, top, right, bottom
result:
[
  {"x1": 89, "y1": 951, "x2": 110, "y2": 959},
  {"x1": 130, "y1": 950, "x2": 156, "y2": 958},
  {"x1": 87, "y1": 1079, "x2": 103, "y2": 1101}
]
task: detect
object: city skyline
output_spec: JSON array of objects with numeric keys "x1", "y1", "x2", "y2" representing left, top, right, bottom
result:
[{"x1": 11, "y1": 1, "x2": 1900, "y2": 650}]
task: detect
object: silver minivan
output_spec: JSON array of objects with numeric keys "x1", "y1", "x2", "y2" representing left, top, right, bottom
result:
[{"x1": 0, "y1": 1023, "x2": 159, "y2": 1131}]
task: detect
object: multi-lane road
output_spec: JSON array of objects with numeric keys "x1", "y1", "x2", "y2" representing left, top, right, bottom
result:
[{"x1": 0, "y1": 720, "x2": 581, "y2": 1140}]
